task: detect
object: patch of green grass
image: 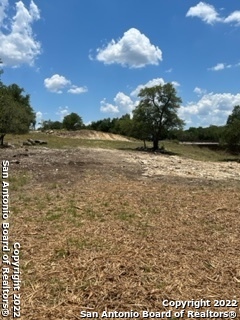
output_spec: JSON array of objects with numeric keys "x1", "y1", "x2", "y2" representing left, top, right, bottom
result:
[
  {"x1": 68, "y1": 206, "x2": 78, "y2": 217},
  {"x1": 162, "y1": 140, "x2": 240, "y2": 162},
  {"x1": 81, "y1": 205, "x2": 104, "y2": 220},
  {"x1": 103, "y1": 201, "x2": 110, "y2": 207},
  {"x1": 54, "y1": 206, "x2": 63, "y2": 212},
  {"x1": 45, "y1": 193, "x2": 52, "y2": 202},
  {"x1": 45, "y1": 210, "x2": 62, "y2": 221},
  {"x1": 48, "y1": 182, "x2": 58, "y2": 189},
  {"x1": 4, "y1": 131, "x2": 143, "y2": 150},
  {"x1": 4, "y1": 131, "x2": 239, "y2": 162},
  {"x1": 66, "y1": 237, "x2": 107, "y2": 251},
  {"x1": 66, "y1": 199, "x2": 80, "y2": 218},
  {"x1": 10, "y1": 205, "x2": 18, "y2": 214},
  {"x1": 35, "y1": 198, "x2": 47, "y2": 211},
  {"x1": 8, "y1": 172, "x2": 31, "y2": 191},
  {"x1": 115, "y1": 210, "x2": 135, "y2": 221},
  {"x1": 18, "y1": 193, "x2": 30, "y2": 200}
]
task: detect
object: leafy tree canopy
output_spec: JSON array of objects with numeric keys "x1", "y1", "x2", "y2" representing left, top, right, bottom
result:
[
  {"x1": 40, "y1": 120, "x2": 63, "y2": 131},
  {"x1": 0, "y1": 82, "x2": 36, "y2": 145},
  {"x1": 132, "y1": 83, "x2": 184, "y2": 150},
  {"x1": 227, "y1": 105, "x2": 240, "y2": 125},
  {"x1": 62, "y1": 112, "x2": 83, "y2": 131},
  {"x1": 224, "y1": 105, "x2": 240, "y2": 152}
]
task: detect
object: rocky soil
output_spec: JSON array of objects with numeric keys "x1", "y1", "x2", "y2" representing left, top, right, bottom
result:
[
  {"x1": 2, "y1": 146, "x2": 239, "y2": 183},
  {"x1": 128, "y1": 151, "x2": 240, "y2": 181}
]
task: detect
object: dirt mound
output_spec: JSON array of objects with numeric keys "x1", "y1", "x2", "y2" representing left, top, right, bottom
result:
[{"x1": 49, "y1": 129, "x2": 133, "y2": 141}]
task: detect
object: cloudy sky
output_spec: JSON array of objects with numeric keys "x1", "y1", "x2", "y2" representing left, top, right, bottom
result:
[{"x1": 1, "y1": 0, "x2": 240, "y2": 128}]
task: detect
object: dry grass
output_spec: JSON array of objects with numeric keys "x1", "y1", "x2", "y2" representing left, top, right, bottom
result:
[
  {"x1": 5, "y1": 131, "x2": 240, "y2": 162},
  {"x1": 4, "y1": 131, "x2": 143, "y2": 151},
  {"x1": 1, "y1": 138, "x2": 240, "y2": 319}
]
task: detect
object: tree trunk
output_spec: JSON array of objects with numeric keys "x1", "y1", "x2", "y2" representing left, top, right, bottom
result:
[
  {"x1": 0, "y1": 134, "x2": 5, "y2": 146},
  {"x1": 153, "y1": 137, "x2": 159, "y2": 150},
  {"x1": 143, "y1": 139, "x2": 146, "y2": 149}
]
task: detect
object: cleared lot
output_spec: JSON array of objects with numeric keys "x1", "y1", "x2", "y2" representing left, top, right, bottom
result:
[{"x1": 1, "y1": 142, "x2": 240, "y2": 320}]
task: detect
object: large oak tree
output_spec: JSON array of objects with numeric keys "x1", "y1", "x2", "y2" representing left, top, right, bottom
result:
[{"x1": 132, "y1": 83, "x2": 184, "y2": 150}]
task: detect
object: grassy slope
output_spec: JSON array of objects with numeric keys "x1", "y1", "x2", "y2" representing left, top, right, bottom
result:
[{"x1": 5, "y1": 131, "x2": 240, "y2": 162}]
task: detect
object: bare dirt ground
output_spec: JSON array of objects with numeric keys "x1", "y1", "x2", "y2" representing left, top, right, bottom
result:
[
  {"x1": 46, "y1": 129, "x2": 134, "y2": 141},
  {"x1": 1, "y1": 146, "x2": 240, "y2": 320}
]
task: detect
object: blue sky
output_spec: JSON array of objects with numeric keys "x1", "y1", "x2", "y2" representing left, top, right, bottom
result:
[{"x1": 0, "y1": 0, "x2": 240, "y2": 128}]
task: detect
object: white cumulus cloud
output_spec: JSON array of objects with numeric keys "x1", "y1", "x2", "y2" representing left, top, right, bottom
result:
[
  {"x1": 95, "y1": 28, "x2": 162, "y2": 68},
  {"x1": 0, "y1": 0, "x2": 41, "y2": 67},
  {"x1": 68, "y1": 85, "x2": 88, "y2": 94},
  {"x1": 114, "y1": 92, "x2": 136, "y2": 113},
  {"x1": 193, "y1": 87, "x2": 206, "y2": 96},
  {"x1": 36, "y1": 111, "x2": 43, "y2": 127},
  {"x1": 100, "y1": 78, "x2": 180, "y2": 116},
  {"x1": 187, "y1": 2, "x2": 240, "y2": 27},
  {"x1": 172, "y1": 81, "x2": 180, "y2": 88},
  {"x1": 179, "y1": 92, "x2": 240, "y2": 127},
  {"x1": 209, "y1": 63, "x2": 225, "y2": 71},
  {"x1": 100, "y1": 99, "x2": 119, "y2": 114},
  {"x1": 44, "y1": 74, "x2": 71, "y2": 93},
  {"x1": 130, "y1": 78, "x2": 165, "y2": 97},
  {"x1": 224, "y1": 11, "x2": 240, "y2": 25},
  {"x1": 0, "y1": 0, "x2": 8, "y2": 27},
  {"x1": 208, "y1": 62, "x2": 237, "y2": 71},
  {"x1": 44, "y1": 74, "x2": 87, "y2": 94},
  {"x1": 100, "y1": 92, "x2": 136, "y2": 115},
  {"x1": 29, "y1": 0, "x2": 40, "y2": 20},
  {"x1": 36, "y1": 111, "x2": 43, "y2": 118},
  {"x1": 130, "y1": 78, "x2": 179, "y2": 97},
  {"x1": 56, "y1": 106, "x2": 69, "y2": 120},
  {"x1": 186, "y1": 2, "x2": 222, "y2": 25}
]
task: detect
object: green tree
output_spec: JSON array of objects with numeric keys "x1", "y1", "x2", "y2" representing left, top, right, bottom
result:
[
  {"x1": 40, "y1": 120, "x2": 63, "y2": 131},
  {"x1": 0, "y1": 59, "x2": 3, "y2": 81},
  {"x1": 39, "y1": 120, "x2": 53, "y2": 131},
  {"x1": 111, "y1": 114, "x2": 133, "y2": 136},
  {"x1": 88, "y1": 118, "x2": 115, "y2": 132},
  {"x1": 224, "y1": 106, "x2": 240, "y2": 152},
  {"x1": 0, "y1": 83, "x2": 36, "y2": 145},
  {"x1": 118, "y1": 114, "x2": 133, "y2": 136},
  {"x1": 227, "y1": 105, "x2": 240, "y2": 125},
  {"x1": 97, "y1": 118, "x2": 112, "y2": 132},
  {"x1": 62, "y1": 112, "x2": 83, "y2": 130},
  {"x1": 131, "y1": 116, "x2": 150, "y2": 148},
  {"x1": 132, "y1": 83, "x2": 184, "y2": 150},
  {"x1": 50, "y1": 121, "x2": 63, "y2": 130}
]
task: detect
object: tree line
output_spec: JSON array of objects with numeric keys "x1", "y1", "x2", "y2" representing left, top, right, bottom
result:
[
  {"x1": 0, "y1": 60, "x2": 239, "y2": 152},
  {"x1": 39, "y1": 84, "x2": 240, "y2": 151}
]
